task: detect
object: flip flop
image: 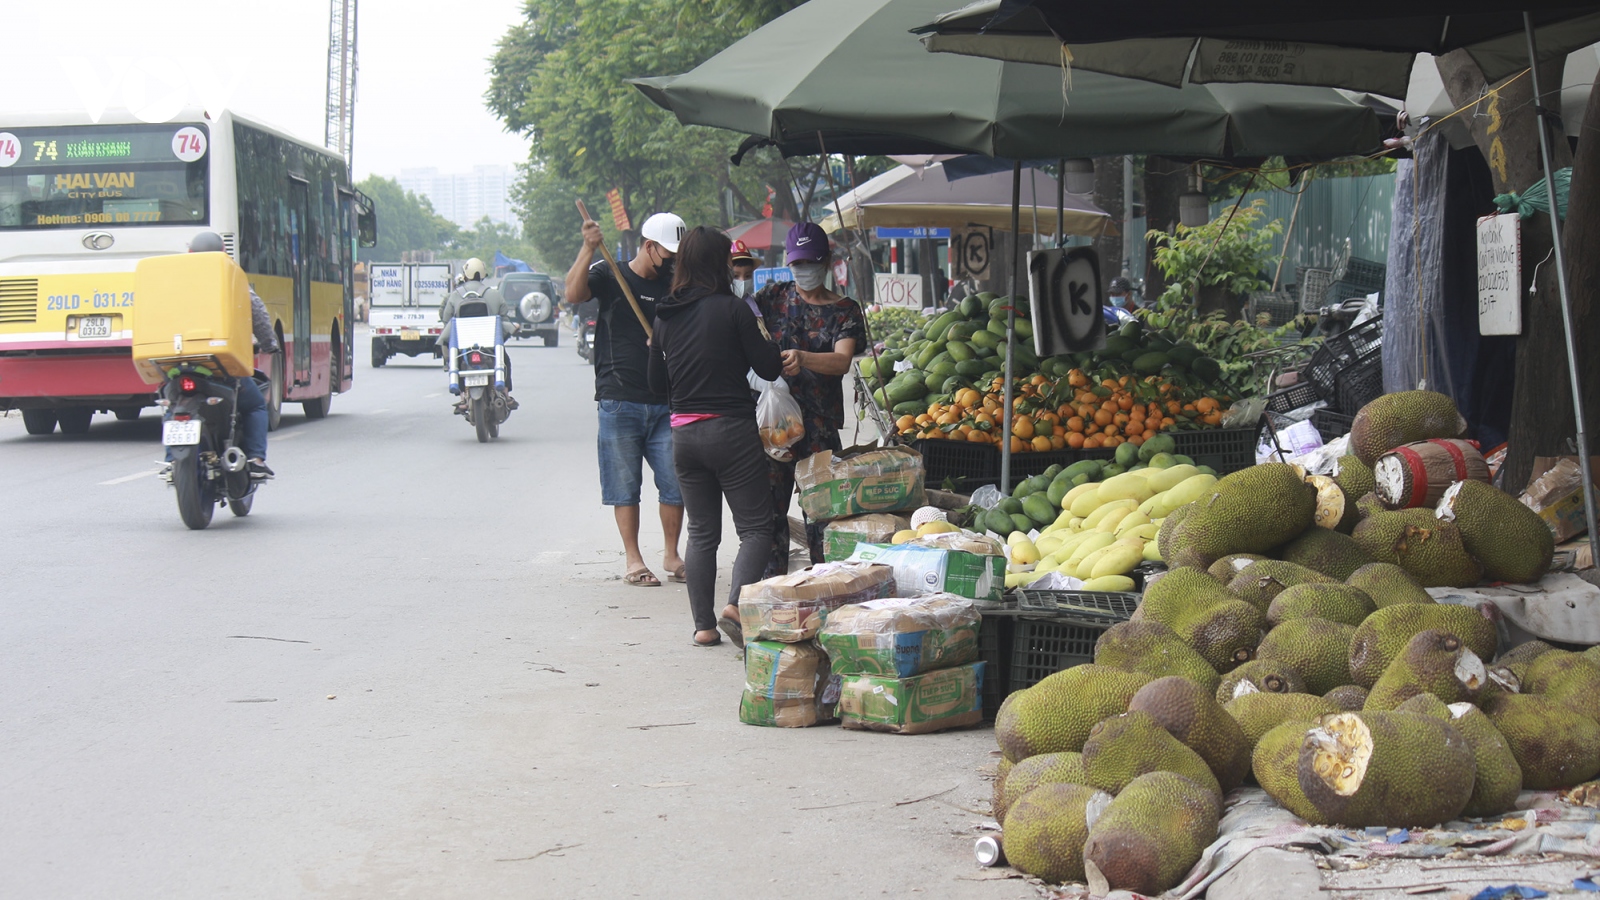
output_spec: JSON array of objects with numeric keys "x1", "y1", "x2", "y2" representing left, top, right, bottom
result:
[
  {"x1": 692, "y1": 634, "x2": 722, "y2": 648},
  {"x1": 667, "y1": 564, "x2": 687, "y2": 584},
  {"x1": 717, "y1": 614, "x2": 744, "y2": 648},
  {"x1": 624, "y1": 567, "x2": 661, "y2": 587}
]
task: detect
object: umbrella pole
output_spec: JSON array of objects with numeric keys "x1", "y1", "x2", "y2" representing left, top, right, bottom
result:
[
  {"x1": 1002, "y1": 160, "x2": 1021, "y2": 495},
  {"x1": 1057, "y1": 158, "x2": 1066, "y2": 247},
  {"x1": 1524, "y1": 12, "x2": 1599, "y2": 544}
]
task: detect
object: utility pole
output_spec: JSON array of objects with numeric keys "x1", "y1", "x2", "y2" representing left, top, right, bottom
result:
[{"x1": 325, "y1": 0, "x2": 358, "y2": 166}]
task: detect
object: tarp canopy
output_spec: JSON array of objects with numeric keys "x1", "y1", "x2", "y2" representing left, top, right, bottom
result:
[{"x1": 817, "y1": 161, "x2": 1109, "y2": 235}]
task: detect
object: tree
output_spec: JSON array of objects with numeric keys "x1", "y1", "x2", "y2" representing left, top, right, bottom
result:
[{"x1": 355, "y1": 175, "x2": 458, "y2": 262}]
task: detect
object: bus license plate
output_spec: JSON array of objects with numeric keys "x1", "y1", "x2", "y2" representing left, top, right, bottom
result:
[
  {"x1": 463, "y1": 373, "x2": 489, "y2": 387},
  {"x1": 401, "y1": 329, "x2": 419, "y2": 340},
  {"x1": 78, "y1": 316, "x2": 113, "y2": 338},
  {"x1": 162, "y1": 420, "x2": 201, "y2": 446}
]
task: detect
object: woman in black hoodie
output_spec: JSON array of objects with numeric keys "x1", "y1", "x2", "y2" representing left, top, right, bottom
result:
[{"x1": 649, "y1": 227, "x2": 784, "y2": 647}]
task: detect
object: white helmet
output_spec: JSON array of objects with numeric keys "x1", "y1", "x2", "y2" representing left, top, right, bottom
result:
[
  {"x1": 462, "y1": 258, "x2": 488, "y2": 281},
  {"x1": 639, "y1": 212, "x2": 686, "y2": 253}
]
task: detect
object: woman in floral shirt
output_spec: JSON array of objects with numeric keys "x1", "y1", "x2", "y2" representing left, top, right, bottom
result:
[{"x1": 753, "y1": 222, "x2": 866, "y2": 576}]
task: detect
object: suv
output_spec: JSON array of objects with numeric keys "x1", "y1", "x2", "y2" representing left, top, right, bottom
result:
[{"x1": 494, "y1": 272, "x2": 561, "y2": 347}]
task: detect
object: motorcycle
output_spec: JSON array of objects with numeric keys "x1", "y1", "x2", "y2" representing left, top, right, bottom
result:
[
  {"x1": 447, "y1": 300, "x2": 514, "y2": 442},
  {"x1": 575, "y1": 312, "x2": 597, "y2": 362},
  {"x1": 161, "y1": 364, "x2": 266, "y2": 530}
]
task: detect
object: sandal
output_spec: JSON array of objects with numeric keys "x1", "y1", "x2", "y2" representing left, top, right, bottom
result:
[
  {"x1": 624, "y1": 567, "x2": 661, "y2": 587},
  {"x1": 717, "y1": 614, "x2": 744, "y2": 648},
  {"x1": 692, "y1": 633, "x2": 722, "y2": 648},
  {"x1": 667, "y1": 564, "x2": 687, "y2": 584}
]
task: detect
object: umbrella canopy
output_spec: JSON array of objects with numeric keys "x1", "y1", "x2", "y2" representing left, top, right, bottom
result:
[
  {"x1": 916, "y1": 1, "x2": 1600, "y2": 96},
  {"x1": 725, "y1": 218, "x2": 796, "y2": 251},
  {"x1": 631, "y1": 0, "x2": 1389, "y2": 161},
  {"x1": 816, "y1": 161, "x2": 1109, "y2": 235}
]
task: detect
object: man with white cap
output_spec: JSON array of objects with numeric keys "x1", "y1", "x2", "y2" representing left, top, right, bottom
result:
[{"x1": 565, "y1": 211, "x2": 688, "y2": 587}]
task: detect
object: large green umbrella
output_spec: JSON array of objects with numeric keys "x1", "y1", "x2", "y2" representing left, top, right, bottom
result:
[{"x1": 630, "y1": 0, "x2": 1387, "y2": 161}]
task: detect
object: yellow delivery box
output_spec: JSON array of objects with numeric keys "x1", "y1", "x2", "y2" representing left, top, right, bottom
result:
[{"x1": 131, "y1": 252, "x2": 255, "y2": 384}]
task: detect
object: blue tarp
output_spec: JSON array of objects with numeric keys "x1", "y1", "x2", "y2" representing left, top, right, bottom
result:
[{"x1": 493, "y1": 251, "x2": 532, "y2": 274}]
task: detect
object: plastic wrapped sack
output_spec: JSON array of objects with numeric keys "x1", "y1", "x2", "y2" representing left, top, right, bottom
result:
[{"x1": 818, "y1": 594, "x2": 980, "y2": 677}]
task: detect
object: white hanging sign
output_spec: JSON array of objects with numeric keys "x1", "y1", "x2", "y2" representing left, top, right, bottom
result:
[
  {"x1": 873, "y1": 273, "x2": 924, "y2": 308},
  {"x1": 1476, "y1": 213, "x2": 1521, "y2": 336}
]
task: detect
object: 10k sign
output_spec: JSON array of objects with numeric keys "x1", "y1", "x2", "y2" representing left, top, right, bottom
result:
[
  {"x1": 1476, "y1": 213, "x2": 1521, "y2": 336},
  {"x1": 873, "y1": 273, "x2": 925, "y2": 308}
]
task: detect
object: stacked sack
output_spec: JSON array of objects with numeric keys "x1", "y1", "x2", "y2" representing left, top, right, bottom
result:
[
  {"x1": 820, "y1": 593, "x2": 985, "y2": 734},
  {"x1": 985, "y1": 392, "x2": 1570, "y2": 892},
  {"x1": 797, "y1": 446, "x2": 925, "y2": 563},
  {"x1": 737, "y1": 562, "x2": 897, "y2": 727}
]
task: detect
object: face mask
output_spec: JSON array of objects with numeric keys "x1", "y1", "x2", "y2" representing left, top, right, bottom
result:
[
  {"x1": 732, "y1": 278, "x2": 755, "y2": 297},
  {"x1": 651, "y1": 246, "x2": 675, "y2": 280},
  {"x1": 790, "y1": 262, "x2": 826, "y2": 291}
]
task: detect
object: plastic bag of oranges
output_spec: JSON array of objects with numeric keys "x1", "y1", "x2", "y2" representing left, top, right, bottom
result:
[{"x1": 754, "y1": 375, "x2": 805, "y2": 461}]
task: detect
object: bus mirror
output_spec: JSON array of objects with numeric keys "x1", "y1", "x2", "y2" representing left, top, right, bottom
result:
[{"x1": 358, "y1": 206, "x2": 378, "y2": 248}]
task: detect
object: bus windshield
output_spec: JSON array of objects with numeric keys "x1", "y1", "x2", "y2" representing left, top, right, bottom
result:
[{"x1": 0, "y1": 123, "x2": 209, "y2": 231}]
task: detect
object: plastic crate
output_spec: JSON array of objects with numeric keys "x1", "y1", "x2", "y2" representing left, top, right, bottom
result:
[
  {"x1": 1312, "y1": 408, "x2": 1355, "y2": 439},
  {"x1": 979, "y1": 610, "x2": 1015, "y2": 719},
  {"x1": 1247, "y1": 291, "x2": 1300, "y2": 327},
  {"x1": 1171, "y1": 427, "x2": 1258, "y2": 474},
  {"x1": 1342, "y1": 257, "x2": 1386, "y2": 291},
  {"x1": 1008, "y1": 617, "x2": 1107, "y2": 692},
  {"x1": 1013, "y1": 590, "x2": 1141, "y2": 625},
  {"x1": 1006, "y1": 447, "x2": 1115, "y2": 489},
  {"x1": 1334, "y1": 349, "x2": 1384, "y2": 414},
  {"x1": 1299, "y1": 268, "x2": 1334, "y2": 311},
  {"x1": 913, "y1": 439, "x2": 997, "y2": 488},
  {"x1": 1304, "y1": 316, "x2": 1383, "y2": 401},
  {"x1": 1265, "y1": 382, "x2": 1321, "y2": 415}
]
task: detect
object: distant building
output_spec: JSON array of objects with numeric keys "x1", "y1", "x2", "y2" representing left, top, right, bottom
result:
[{"x1": 397, "y1": 165, "x2": 514, "y2": 228}]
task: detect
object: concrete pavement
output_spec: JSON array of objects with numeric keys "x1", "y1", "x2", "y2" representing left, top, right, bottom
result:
[{"x1": 0, "y1": 326, "x2": 1025, "y2": 899}]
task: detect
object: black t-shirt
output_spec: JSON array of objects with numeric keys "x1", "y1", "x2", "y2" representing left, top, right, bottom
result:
[{"x1": 586, "y1": 260, "x2": 671, "y2": 404}]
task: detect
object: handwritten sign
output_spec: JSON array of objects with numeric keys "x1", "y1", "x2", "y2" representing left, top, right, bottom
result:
[
  {"x1": 1476, "y1": 213, "x2": 1521, "y2": 336},
  {"x1": 873, "y1": 273, "x2": 924, "y2": 308},
  {"x1": 1029, "y1": 247, "x2": 1104, "y2": 356}
]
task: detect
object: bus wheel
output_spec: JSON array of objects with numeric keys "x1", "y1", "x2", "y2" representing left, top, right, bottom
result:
[
  {"x1": 21, "y1": 409, "x2": 57, "y2": 435},
  {"x1": 266, "y1": 352, "x2": 284, "y2": 432},
  {"x1": 57, "y1": 408, "x2": 93, "y2": 434},
  {"x1": 302, "y1": 393, "x2": 330, "y2": 419},
  {"x1": 114, "y1": 407, "x2": 142, "y2": 421}
]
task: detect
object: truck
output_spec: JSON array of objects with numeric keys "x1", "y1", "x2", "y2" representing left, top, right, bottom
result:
[{"x1": 368, "y1": 263, "x2": 452, "y2": 367}]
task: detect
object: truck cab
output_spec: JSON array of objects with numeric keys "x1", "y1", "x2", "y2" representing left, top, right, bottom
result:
[{"x1": 369, "y1": 262, "x2": 451, "y2": 367}]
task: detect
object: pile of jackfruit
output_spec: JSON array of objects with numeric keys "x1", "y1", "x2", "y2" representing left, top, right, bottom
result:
[{"x1": 988, "y1": 390, "x2": 1583, "y2": 893}]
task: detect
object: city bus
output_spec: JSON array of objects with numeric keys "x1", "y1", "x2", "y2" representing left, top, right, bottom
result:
[{"x1": 0, "y1": 108, "x2": 376, "y2": 434}]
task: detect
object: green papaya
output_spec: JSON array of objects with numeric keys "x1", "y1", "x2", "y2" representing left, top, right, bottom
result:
[
  {"x1": 915, "y1": 341, "x2": 945, "y2": 370},
  {"x1": 998, "y1": 497, "x2": 1024, "y2": 516},
  {"x1": 969, "y1": 330, "x2": 1001, "y2": 350},
  {"x1": 1014, "y1": 318, "x2": 1034, "y2": 340},
  {"x1": 1118, "y1": 320, "x2": 1144, "y2": 340},
  {"x1": 1133, "y1": 352, "x2": 1170, "y2": 375},
  {"x1": 1011, "y1": 513, "x2": 1036, "y2": 534},
  {"x1": 892, "y1": 400, "x2": 925, "y2": 416},
  {"x1": 926, "y1": 310, "x2": 962, "y2": 342},
  {"x1": 886, "y1": 374, "x2": 928, "y2": 404},
  {"x1": 987, "y1": 318, "x2": 1010, "y2": 338},
  {"x1": 947, "y1": 322, "x2": 977, "y2": 342},
  {"x1": 956, "y1": 359, "x2": 991, "y2": 378},
  {"x1": 985, "y1": 508, "x2": 1017, "y2": 537},
  {"x1": 1023, "y1": 494, "x2": 1058, "y2": 526},
  {"x1": 1103, "y1": 336, "x2": 1135, "y2": 356},
  {"x1": 1063, "y1": 459, "x2": 1103, "y2": 481},
  {"x1": 958, "y1": 296, "x2": 982, "y2": 318},
  {"x1": 1015, "y1": 479, "x2": 1038, "y2": 500},
  {"x1": 946, "y1": 341, "x2": 974, "y2": 362}
]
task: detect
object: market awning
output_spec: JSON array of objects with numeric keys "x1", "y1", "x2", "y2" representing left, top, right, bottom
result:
[{"x1": 818, "y1": 162, "x2": 1109, "y2": 236}]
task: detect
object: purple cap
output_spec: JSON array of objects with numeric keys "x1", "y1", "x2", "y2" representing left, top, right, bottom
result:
[{"x1": 785, "y1": 222, "x2": 829, "y2": 264}]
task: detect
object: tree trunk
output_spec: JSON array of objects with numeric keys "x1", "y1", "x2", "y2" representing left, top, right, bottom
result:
[
  {"x1": 1093, "y1": 157, "x2": 1126, "y2": 291},
  {"x1": 1143, "y1": 156, "x2": 1187, "y2": 301},
  {"x1": 1438, "y1": 50, "x2": 1583, "y2": 492}
]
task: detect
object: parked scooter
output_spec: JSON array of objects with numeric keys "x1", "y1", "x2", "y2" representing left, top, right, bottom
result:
[
  {"x1": 446, "y1": 300, "x2": 514, "y2": 442},
  {"x1": 576, "y1": 313, "x2": 597, "y2": 362},
  {"x1": 161, "y1": 365, "x2": 268, "y2": 529}
]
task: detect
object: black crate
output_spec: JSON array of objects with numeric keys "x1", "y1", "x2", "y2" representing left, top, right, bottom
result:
[
  {"x1": 1171, "y1": 427, "x2": 1258, "y2": 474},
  {"x1": 1247, "y1": 291, "x2": 1300, "y2": 327},
  {"x1": 1342, "y1": 257, "x2": 1387, "y2": 291},
  {"x1": 1009, "y1": 617, "x2": 1107, "y2": 692},
  {"x1": 1313, "y1": 408, "x2": 1355, "y2": 439},
  {"x1": 1334, "y1": 349, "x2": 1384, "y2": 414},
  {"x1": 913, "y1": 439, "x2": 997, "y2": 488},
  {"x1": 1013, "y1": 590, "x2": 1140, "y2": 626},
  {"x1": 1304, "y1": 316, "x2": 1383, "y2": 401},
  {"x1": 979, "y1": 611, "x2": 1015, "y2": 719},
  {"x1": 1006, "y1": 447, "x2": 1116, "y2": 489},
  {"x1": 1265, "y1": 382, "x2": 1321, "y2": 415}
]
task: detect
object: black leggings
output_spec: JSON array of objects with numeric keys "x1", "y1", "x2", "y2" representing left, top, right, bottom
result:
[{"x1": 672, "y1": 416, "x2": 773, "y2": 633}]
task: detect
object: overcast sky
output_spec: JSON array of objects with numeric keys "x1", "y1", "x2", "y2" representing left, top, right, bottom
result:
[{"x1": 0, "y1": 0, "x2": 532, "y2": 181}]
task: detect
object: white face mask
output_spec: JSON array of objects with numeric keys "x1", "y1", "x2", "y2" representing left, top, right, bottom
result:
[
  {"x1": 790, "y1": 262, "x2": 826, "y2": 291},
  {"x1": 732, "y1": 278, "x2": 755, "y2": 297}
]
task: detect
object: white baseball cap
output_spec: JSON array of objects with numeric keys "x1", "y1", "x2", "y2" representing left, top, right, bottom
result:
[{"x1": 640, "y1": 212, "x2": 687, "y2": 253}]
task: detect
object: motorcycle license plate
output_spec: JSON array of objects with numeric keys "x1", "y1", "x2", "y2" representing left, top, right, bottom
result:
[
  {"x1": 463, "y1": 373, "x2": 490, "y2": 387},
  {"x1": 78, "y1": 316, "x2": 112, "y2": 338},
  {"x1": 162, "y1": 419, "x2": 202, "y2": 446},
  {"x1": 401, "y1": 329, "x2": 419, "y2": 340}
]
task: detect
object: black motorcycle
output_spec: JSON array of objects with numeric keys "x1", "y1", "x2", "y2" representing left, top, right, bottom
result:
[
  {"x1": 161, "y1": 364, "x2": 266, "y2": 529},
  {"x1": 576, "y1": 313, "x2": 597, "y2": 362}
]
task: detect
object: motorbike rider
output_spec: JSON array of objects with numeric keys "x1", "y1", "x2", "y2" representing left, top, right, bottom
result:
[
  {"x1": 161, "y1": 232, "x2": 276, "y2": 481},
  {"x1": 439, "y1": 257, "x2": 518, "y2": 412}
]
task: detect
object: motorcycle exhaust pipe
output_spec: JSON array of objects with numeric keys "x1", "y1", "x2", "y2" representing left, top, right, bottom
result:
[{"x1": 223, "y1": 446, "x2": 249, "y2": 473}]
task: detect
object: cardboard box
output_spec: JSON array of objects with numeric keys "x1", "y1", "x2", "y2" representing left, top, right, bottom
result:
[
  {"x1": 739, "y1": 640, "x2": 838, "y2": 728},
  {"x1": 822, "y1": 514, "x2": 911, "y2": 562},
  {"x1": 836, "y1": 662, "x2": 985, "y2": 734},
  {"x1": 818, "y1": 595, "x2": 980, "y2": 677},
  {"x1": 1520, "y1": 456, "x2": 1600, "y2": 542},
  {"x1": 844, "y1": 543, "x2": 1005, "y2": 603},
  {"x1": 739, "y1": 562, "x2": 897, "y2": 642},
  {"x1": 132, "y1": 252, "x2": 256, "y2": 383},
  {"x1": 795, "y1": 446, "x2": 926, "y2": 523}
]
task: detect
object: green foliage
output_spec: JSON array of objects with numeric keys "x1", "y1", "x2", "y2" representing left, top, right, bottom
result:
[
  {"x1": 448, "y1": 217, "x2": 546, "y2": 273},
  {"x1": 355, "y1": 176, "x2": 459, "y2": 263}
]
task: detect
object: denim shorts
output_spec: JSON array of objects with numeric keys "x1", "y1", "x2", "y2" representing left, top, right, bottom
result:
[{"x1": 597, "y1": 399, "x2": 683, "y2": 507}]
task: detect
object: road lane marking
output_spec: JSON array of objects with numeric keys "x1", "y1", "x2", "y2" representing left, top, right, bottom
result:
[
  {"x1": 100, "y1": 469, "x2": 160, "y2": 485},
  {"x1": 423, "y1": 393, "x2": 441, "y2": 398},
  {"x1": 275, "y1": 431, "x2": 306, "y2": 441}
]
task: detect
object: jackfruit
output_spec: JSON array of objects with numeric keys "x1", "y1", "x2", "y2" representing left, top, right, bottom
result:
[
  {"x1": 1347, "y1": 603, "x2": 1498, "y2": 688},
  {"x1": 1276, "y1": 527, "x2": 1377, "y2": 580},
  {"x1": 1348, "y1": 390, "x2": 1468, "y2": 465},
  {"x1": 1355, "y1": 491, "x2": 1385, "y2": 520},
  {"x1": 1267, "y1": 583, "x2": 1377, "y2": 628},
  {"x1": 1156, "y1": 596, "x2": 1266, "y2": 673},
  {"x1": 1082, "y1": 772, "x2": 1220, "y2": 898},
  {"x1": 1227, "y1": 559, "x2": 1337, "y2": 612},
  {"x1": 1351, "y1": 508, "x2": 1484, "y2": 587},
  {"x1": 1332, "y1": 455, "x2": 1376, "y2": 532},
  {"x1": 1495, "y1": 639, "x2": 1556, "y2": 682},
  {"x1": 1129, "y1": 676, "x2": 1252, "y2": 792},
  {"x1": 1092, "y1": 620, "x2": 1220, "y2": 693},
  {"x1": 1255, "y1": 617, "x2": 1358, "y2": 694},
  {"x1": 1523, "y1": 651, "x2": 1600, "y2": 723},
  {"x1": 1175, "y1": 463, "x2": 1318, "y2": 561},
  {"x1": 1323, "y1": 685, "x2": 1371, "y2": 711},
  {"x1": 1393, "y1": 692, "x2": 1451, "y2": 719},
  {"x1": 1297, "y1": 710, "x2": 1475, "y2": 826},
  {"x1": 1208, "y1": 553, "x2": 1266, "y2": 582},
  {"x1": 997, "y1": 752, "x2": 1085, "y2": 825},
  {"x1": 1446, "y1": 701, "x2": 1523, "y2": 817},
  {"x1": 995, "y1": 665, "x2": 1152, "y2": 762},
  {"x1": 1482, "y1": 693, "x2": 1600, "y2": 789},
  {"x1": 1586, "y1": 645, "x2": 1600, "y2": 667},
  {"x1": 1155, "y1": 502, "x2": 1196, "y2": 563},
  {"x1": 1216, "y1": 659, "x2": 1306, "y2": 704},
  {"x1": 1224, "y1": 691, "x2": 1341, "y2": 747},
  {"x1": 1345, "y1": 562, "x2": 1435, "y2": 608},
  {"x1": 1080, "y1": 710, "x2": 1222, "y2": 798},
  {"x1": 1000, "y1": 782, "x2": 1112, "y2": 885},
  {"x1": 1436, "y1": 479, "x2": 1555, "y2": 584},
  {"x1": 993, "y1": 756, "x2": 1013, "y2": 819},
  {"x1": 1252, "y1": 721, "x2": 1323, "y2": 820},
  {"x1": 1140, "y1": 566, "x2": 1238, "y2": 617},
  {"x1": 1363, "y1": 629, "x2": 1486, "y2": 710}
]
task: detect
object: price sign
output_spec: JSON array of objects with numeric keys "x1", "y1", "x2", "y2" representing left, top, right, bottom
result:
[
  {"x1": 171, "y1": 126, "x2": 207, "y2": 162},
  {"x1": 0, "y1": 133, "x2": 18, "y2": 168},
  {"x1": 1476, "y1": 213, "x2": 1521, "y2": 336},
  {"x1": 873, "y1": 273, "x2": 924, "y2": 308},
  {"x1": 1029, "y1": 247, "x2": 1105, "y2": 356}
]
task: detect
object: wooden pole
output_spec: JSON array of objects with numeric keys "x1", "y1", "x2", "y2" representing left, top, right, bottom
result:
[{"x1": 575, "y1": 200, "x2": 652, "y2": 339}]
